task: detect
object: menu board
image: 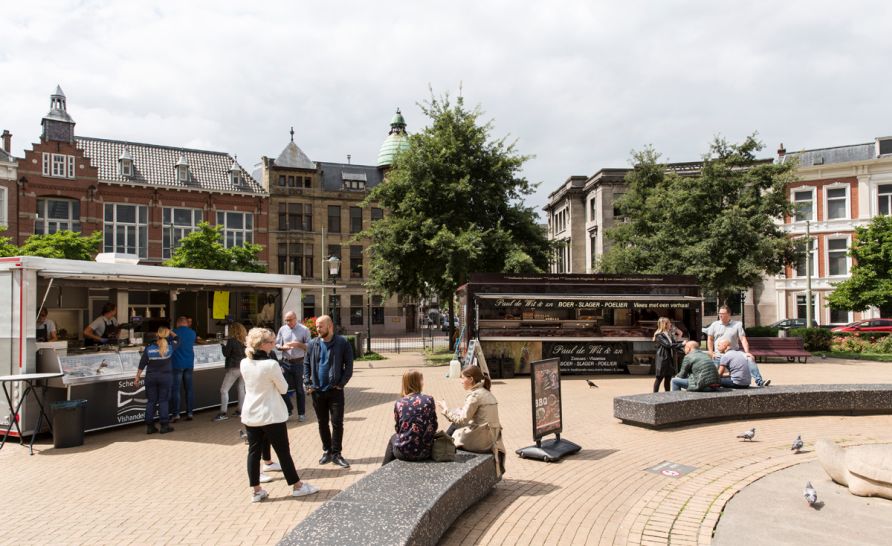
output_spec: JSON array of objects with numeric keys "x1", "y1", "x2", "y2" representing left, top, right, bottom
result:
[{"x1": 530, "y1": 358, "x2": 562, "y2": 440}]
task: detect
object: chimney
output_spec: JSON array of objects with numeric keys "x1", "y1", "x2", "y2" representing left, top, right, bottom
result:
[
  {"x1": 777, "y1": 142, "x2": 786, "y2": 160},
  {"x1": 1, "y1": 130, "x2": 10, "y2": 153},
  {"x1": 347, "y1": 154, "x2": 352, "y2": 165}
]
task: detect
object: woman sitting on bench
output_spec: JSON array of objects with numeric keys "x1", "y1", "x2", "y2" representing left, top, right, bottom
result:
[
  {"x1": 383, "y1": 370, "x2": 438, "y2": 464},
  {"x1": 439, "y1": 366, "x2": 506, "y2": 475}
]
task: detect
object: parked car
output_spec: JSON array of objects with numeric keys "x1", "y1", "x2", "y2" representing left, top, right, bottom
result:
[
  {"x1": 769, "y1": 318, "x2": 818, "y2": 330},
  {"x1": 831, "y1": 318, "x2": 892, "y2": 334}
]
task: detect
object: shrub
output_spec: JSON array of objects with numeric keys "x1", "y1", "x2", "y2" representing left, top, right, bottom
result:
[
  {"x1": 789, "y1": 327, "x2": 832, "y2": 352},
  {"x1": 747, "y1": 326, "x2": 779, "y2": 337}
]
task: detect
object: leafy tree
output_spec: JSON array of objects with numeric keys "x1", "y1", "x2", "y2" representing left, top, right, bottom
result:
[
  {"x1": 164, "y1": 222, "x2": 265, "y2": 273},
  {"x1": 826, "y1": 215, "x2": 892, "y2": 317},
  {"x1": 16, "y1": 230, "x2": 102, "y2": 260},
  {"x1": 362, "y1": 91, "x2": 551, "y2": 335},
  {"x1": 0, "y1": 228, "x2": 19, "y2": 257},
  {"x1": 600, "y1": 135, "x2": 798, "y2": 305}
]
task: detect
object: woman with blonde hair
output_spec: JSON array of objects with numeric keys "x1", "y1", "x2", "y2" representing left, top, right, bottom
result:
[
  {"x1": 215, "y1": 322, "x2": 247, "y2": 421},
  {"x1": 241, "y1": 327, "x2": 317, "y2": 502},
  {"x1": 135, "y1": 326, "x2": 176, "y2": 434},
  {"x1": 383, "y1": 370, "x2": 438, "y2": 465},
  {"x1": 652, "y1": 317, "x2": 685, "y2": 392}
]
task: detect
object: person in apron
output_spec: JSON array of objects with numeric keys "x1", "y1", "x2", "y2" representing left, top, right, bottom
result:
[
  {"x1": 84, "y1": 303, "x2": 119, "y2": 347},
  {"x1": 37, "y1": 308, "x2": 58, "y2": 342}
]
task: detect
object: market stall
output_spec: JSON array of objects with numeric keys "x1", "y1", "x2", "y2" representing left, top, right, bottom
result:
[
  {"x1": 457, "y1": 273, "x2": 703, "y2": 375},
  {"x1": 0, "y1": 256, "x2": 306, "y2": 435}
]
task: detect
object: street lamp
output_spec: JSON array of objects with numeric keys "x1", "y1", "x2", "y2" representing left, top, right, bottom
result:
[{"x1": 321, "y1": 255, "x2": 341, "y2": 316}]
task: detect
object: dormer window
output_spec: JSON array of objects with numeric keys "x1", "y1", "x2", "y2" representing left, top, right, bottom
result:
[
  {"x1": 342, "y1": 172, "x2": 367, "y2": 191},
  {"x1": 175, "y1": 154, "x2": 190, "y2": 183},
  {"x1": 229, "y1": 161, "x2": 243, "y2": 186},
  {"x1": 119, "y1": 148, "x2": 134, "y2": 177}
]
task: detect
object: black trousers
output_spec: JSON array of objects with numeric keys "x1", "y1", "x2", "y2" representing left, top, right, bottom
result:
[
  {"x1": 281, "y1": 360, "x2": 306, "y2": 415},
  {"x1": 144, "y1": 372, "x2": 171, "y2": 425},
  {"x1": 246, "y1": 422, "x2": 299, "y2": 487},
  {"x1": 311, "y1": 389, "x2": 345, "y2": 455},
  {"x1": 653, "y1": 375, "x2": 671, "y2": 392}
]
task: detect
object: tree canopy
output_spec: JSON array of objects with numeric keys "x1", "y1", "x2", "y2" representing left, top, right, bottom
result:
[
  {"x1": 362, "y1": 92, "x2": 551, "y2": 307},
  {"x1": 0, "y1": 229, "x2": 101, "y2": 260},
  {"x1": 826, "y1": 215, "x2": 892, "y2": 317},
  {"x1": 163, "y1": 222, "x2": 265, "y2": 272},
  {"x1": 599, "y1": 135, "x2": 798, "y2": 304}
]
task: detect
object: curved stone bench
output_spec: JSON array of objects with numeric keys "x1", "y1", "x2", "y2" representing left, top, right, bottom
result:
[
  {"x1": 278, "y1": 451, "x2": 499, "y2": 546},
  {"x1": 614, "y1": 384, "x2": 892, "y2": 429}
]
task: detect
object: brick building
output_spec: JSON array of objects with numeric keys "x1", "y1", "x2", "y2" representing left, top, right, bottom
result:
[
  {"x1": 12, "y1": 87, "x2": 268, "y2": 264},
  {"x1": 0, "y1": 130, "x2": 15, "y2": 228}
]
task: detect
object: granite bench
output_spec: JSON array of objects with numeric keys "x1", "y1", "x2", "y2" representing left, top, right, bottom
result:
[
  {"x1": 278, "y1": 451, "x2": 499, "y2": 546},
  {"x1": 614, "y1": 384, "x2": 892, "y2": 429}
]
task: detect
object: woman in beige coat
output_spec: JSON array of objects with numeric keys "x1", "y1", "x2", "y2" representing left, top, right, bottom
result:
[{"x1": 438, "y1": 365, "x2": 506, "y2": 474}]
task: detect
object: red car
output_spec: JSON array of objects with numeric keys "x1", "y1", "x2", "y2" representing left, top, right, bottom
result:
[{"x1": 831, "y1": 318, "x2": 892, "y2": 333}]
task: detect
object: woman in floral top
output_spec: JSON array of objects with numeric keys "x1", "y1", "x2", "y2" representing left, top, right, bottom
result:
[{"x1": 383, "y1": 370, "x2": 438, "y2": 464}]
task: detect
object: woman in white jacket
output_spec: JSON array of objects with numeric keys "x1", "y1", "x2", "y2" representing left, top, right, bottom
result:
[{"x1": 241, "y1": 328, "x2": 318, "y2": 502}]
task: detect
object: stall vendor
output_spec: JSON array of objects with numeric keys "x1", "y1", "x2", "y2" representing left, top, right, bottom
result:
[
  {"x1": 37, "y1": 308, "x2": 58, "y2": 342},
  {"x1": 83, "y1": 303, "x2": 119, "y2": 346}
]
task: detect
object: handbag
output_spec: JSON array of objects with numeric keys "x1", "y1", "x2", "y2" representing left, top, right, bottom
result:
[{"x1": 431, "y1": 430, "x2": 456, "y2": 462}]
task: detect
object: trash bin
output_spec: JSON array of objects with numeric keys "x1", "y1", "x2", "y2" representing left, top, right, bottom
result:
[{"x1": 51, "y1": 400, "x2": 87, "y2": 448}]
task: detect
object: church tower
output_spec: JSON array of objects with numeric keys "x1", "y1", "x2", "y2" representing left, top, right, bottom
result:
[{"x1": 41, "y1": 85, "x2": 76, "y2": 143}]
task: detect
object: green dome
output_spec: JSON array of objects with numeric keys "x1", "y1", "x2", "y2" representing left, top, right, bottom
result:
[{"x1": 377, "y1": 108, "x2": 409, "y2": 167}]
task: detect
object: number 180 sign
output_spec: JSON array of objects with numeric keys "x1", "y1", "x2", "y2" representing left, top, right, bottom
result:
[{"x1": 530, "y1": 357, "x2": 562, "y2": 440}]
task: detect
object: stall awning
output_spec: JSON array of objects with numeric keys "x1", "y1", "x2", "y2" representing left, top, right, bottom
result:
[{"x1": 475, "y1": 294, "x2": 703, "y2": 301}]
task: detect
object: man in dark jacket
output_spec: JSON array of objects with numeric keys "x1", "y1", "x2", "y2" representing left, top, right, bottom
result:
[
  {"x1": 303, "y1": 315, "x2": 354, "y2": 468},
  {"x1": 671, "y1": 341, "x2": 721, "y2": 391}
]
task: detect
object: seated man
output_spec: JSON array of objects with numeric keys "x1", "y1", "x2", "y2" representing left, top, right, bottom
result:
[
  {"x1": 716, "y1": 339, "x2": 751, "y2": 389},
  {"x1": 671, "y1": 341, "x2": 721, "y2": 392}
]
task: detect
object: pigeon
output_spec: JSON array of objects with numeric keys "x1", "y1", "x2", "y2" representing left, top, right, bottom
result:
[
  {"x1": 737, "y1": 427, "x2": 756, "y2": 441},
  {"x1": 368, "y1": 362, "x2": 374, "y2": 369},
  {"x1": 804, "y1": 481, "x2": 818, "y2": 506},
  {"x1": 586, "y1": 380, "x2": 599, "y2": 388},
  {"x1": 791, "y1": 435, "x2": 804, "y2": 453}
]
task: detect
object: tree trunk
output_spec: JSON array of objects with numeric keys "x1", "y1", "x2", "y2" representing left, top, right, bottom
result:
[{"x1": 448, "y1": 297, "x2": 456, "y2": 349}]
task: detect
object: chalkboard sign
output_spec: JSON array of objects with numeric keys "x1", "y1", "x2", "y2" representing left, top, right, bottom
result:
[{"x1": 530, "y1": 357, "x2": 562, "y2": 440}]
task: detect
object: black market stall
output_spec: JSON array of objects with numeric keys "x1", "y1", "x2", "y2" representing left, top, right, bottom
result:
[
  {"x1": 457, "y1": 273, "x2": 702, "y2": 375},
  {"x1": 0, "y1": 256, "x2": 307, "y2": 434}
]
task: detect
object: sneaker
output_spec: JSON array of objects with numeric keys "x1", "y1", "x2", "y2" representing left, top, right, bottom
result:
[
  {"x1": 263, "y1": 462, "x2": 282, "y2": 472},
  {"x1": 252, "y1": 489, "x2": 269, "y2": 503},
  {"x1": 763, "y1": 380, "x2": 771, "y2": 387},
  {"x1": 291, "y1": 483, "x2": 319, "y2": 498},
  {"x1": 259, "y1": 473, "x2": 273, "y2": 483},
  {"x1": 170, "y1": 415, "x2": 180, "y2": 423},
  {"x1": 146, "y1": 424, "x2": 158, "y2": 434},
  {"x1": 185, "y1": 414, "x2": 194, "y2": 421},
  {"x1": 298, "y1": 414, "x2": 306, "y2": 422},
  {"x1": 213, "y1": 413, "x2": 229, "y2": 422},
  {"x1": 160, "y1": 424, "x2": 174, "y2": 434}
]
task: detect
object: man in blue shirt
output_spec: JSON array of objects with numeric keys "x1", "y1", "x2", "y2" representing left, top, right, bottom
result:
[
  {"x1": 170, "y1": 316, "x2": 197, "y2": 421},
  {"x1": 304, "y1": 315, "x2": 353, "y2": 468}
]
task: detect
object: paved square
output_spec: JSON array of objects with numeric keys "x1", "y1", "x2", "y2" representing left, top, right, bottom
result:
[{"x1": 3, "y1": 354, "x2": 892, "y2": 545}]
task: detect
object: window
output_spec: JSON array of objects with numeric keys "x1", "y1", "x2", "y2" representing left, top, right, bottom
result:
[
  {"x1": 589, "y1": 229, "x2": 598, "y2": 270},
  {"x1": 349, "y1": 207, "x2": 362, "y2": 233},
  {"x1": 829, "y1": 307, "x2": 850, "y2": 325},
  {"x1": 0, "y1": 187, "x2": 6, "y2": 226},
  {"x1": 177, "y1": 165, "x2": 189, "y2": 183},
  {"x1": 278, "y1": 242, "x2": 313, "y2": 277},
  {"x1": 304, "y1": 177, "x2": 312, "y2": 188},
  {"x1": 327, "y1": 245, "x2": 342, "y2": 279},
  {"x1": 795, "y1": 294, "x2": 817, "y2": 321},
  {"x1": 120, "y1": 159, "x2": 132, "y2": 177},
  {"x1": 350, "y1": 295, "x2": 364, "y2": 325},
  {"x1": 42, "y1": 153, "x2": 75, "y2": 179},
  {"x1": 328, "y1": 206, "x2": 341, "y2": 233},
  {"x1": 372, "y1": 295, "x2": 384, "y2": 324},
  {"x1": 588, "y1": 197, "x2": 597, "y2": 223},
  {"x1": 216, "y1": 211, "x2": 254, "y2": 247},
  {"x1": 162, "y1": 207, "x2": 203, "y2": 259},
  {"x1": 288, "y1": 175, "x2": 296, "y2": 187},
  {"x1": 350, "y1": 245, "x2": 363, "y2": 278},
  {"x1": 552, "y1": 207, "x2": 569, "y2": 234},
  {"x1": 278, "y1": 203, "x2": 312, "y2": 231},
  {"x1": 36, "y1": 198, "x2": 80, "y2": 234},
  {"x1": 371, "y1": 207, "x2": 384, "y2": 222},
  {"x1": 303, "y1": 295, "x2": 316, "y2": 320},
  {"x1": 879, "y1": 184, "x2": 892, "y2": 216},
  {"x1": 825, "y1": 187, "x2": 848, "y2": 220},
  {"x1": 104, "y1": 203, "x2": 148, "y2": 258},
  {"x1": 278, "y1": 175, "x2": 286, "y2": 187},
  {"x1": 793, "y1": 189, "x2": 814, "y2": 221},
  {"x1": 794, "y1": 238, "x2": 816, "y2": 278},
  {"x1": 827, "y1": 238, "x2": 849, "y2": 276}
]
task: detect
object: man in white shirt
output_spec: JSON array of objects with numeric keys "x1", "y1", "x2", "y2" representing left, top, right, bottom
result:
[{"x1": 276, "y1": 311, "x2": 311, "y2": 421}]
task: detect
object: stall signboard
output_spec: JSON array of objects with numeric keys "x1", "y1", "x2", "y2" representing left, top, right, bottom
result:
[
  {"x1": 542, "y1": 341, "x2": 627, "y2": 374},
  {"x1": 489, "y1": 298, "x2": 694, "y2": 310},
  {"x1": 530, "y1": 358, "x2": 562, "y2": 440}
]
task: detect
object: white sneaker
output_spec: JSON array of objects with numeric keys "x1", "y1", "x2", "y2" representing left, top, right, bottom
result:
[
  {"x1": 298, "y1": 414, "x2": 306, "y2": 422},
  {"x1": 263, "y1": 462, "x2": 282, "y2": 472},
  {"x1": 252, "y1": 489, "x2": 269, "y2": 503},
  {"x1": 291, "y1": 483, "x2": 319, "y2": 497},
  {"x1": 259, "y1": 473, "x2": 273, "y2": 483}
]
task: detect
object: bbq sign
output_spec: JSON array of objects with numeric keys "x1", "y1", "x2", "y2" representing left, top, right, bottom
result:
[{"x1": 530, "y1": 358, "x2": 563, "y2": 440}]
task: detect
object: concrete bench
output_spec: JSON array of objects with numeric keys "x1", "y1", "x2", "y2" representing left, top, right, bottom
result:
[
  {"x1": 278, "y1": 451, "x2": 499, "y2": 546},
  {"x1": 614, "y1": 384, "x2": 892, "y2": 429},
  {"x1": 747, "y1": 337, "x2": 811, "y2": 363}
]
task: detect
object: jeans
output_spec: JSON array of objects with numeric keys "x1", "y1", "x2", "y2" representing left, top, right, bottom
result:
[
  {"x1": 311, "y1": 388, "x2": 345, "y2": 455},
  {"x1": 246, "y1": 422, "x2": 299, "y2": 487},
  {"x1": 382, "y1": 433, "x2": 405, "y2": 465},
  {"x1": 220, "y1": 368, "x2": 245, "y2": 414},
  {"x1": 281, "y1": 360, "x2": 306, "y2": 416},
  {"x1": 720, "y1": 377, "x2": 750, "y2": 389},
  {"x1": 747, "y1": 358, "x2": 766, "y2": 386},
  {"x1": 144, "y1": 372, "x2": 172, "y2": 424},
  {"x1": 671, "y1": 377, "x2": 720, "y2": 392},
  {"x1": 170, "y1": 368, "x2": 194, "y2": 417}
]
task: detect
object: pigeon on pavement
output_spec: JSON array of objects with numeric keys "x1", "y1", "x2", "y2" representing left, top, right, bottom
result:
[
  {"x1": 737, "y1": 427, "x2": 756, "y2": 441},
  {"x1": 586, "y1": 380, "x2": 599, "y2": 388},
  {"x1": 804, "y1": 481, "x2": 818, "y2": 506},
  {"x1": 791, "y1": 435, "x2": 804, "y2": 453},
  {"x1": 368, "y1": 362, "x2": 374, "y2": 368}
]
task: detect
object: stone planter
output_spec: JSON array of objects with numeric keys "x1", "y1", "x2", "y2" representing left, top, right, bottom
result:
[{"x1": 627, "y1": 364, "x2": 654, "y2": 375}]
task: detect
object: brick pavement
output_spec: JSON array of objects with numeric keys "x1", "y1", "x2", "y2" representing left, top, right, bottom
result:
[{"x1": 3, "y1": 355, "x2": 892, "y2": 546}]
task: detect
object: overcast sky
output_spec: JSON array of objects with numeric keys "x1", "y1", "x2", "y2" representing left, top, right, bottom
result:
[{"x1": 3, "y1": 1, "x2": 890, "y2": 216}]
